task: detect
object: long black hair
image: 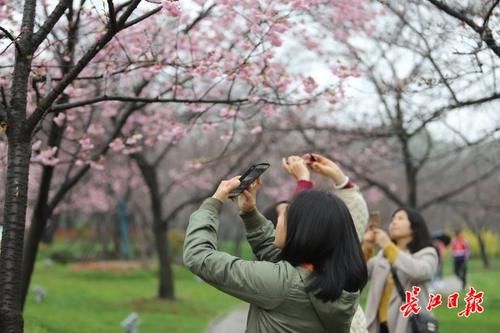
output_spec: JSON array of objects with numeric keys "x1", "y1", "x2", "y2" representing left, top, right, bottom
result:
[
  {"x1": 392, "y1": 208, "x2": 433, "y2": 253},
  {"x1": 280, "y1": 190, "x2": 368, "y2": 302}
]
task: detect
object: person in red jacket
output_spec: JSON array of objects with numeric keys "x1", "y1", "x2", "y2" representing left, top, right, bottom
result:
[{"x1": 451, "y1": 229, "x2": 470, "y2": 289}]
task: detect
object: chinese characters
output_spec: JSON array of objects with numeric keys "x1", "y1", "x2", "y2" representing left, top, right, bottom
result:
[{"x1": 399, "y1": 287, "x2": 484, "y2": 318}]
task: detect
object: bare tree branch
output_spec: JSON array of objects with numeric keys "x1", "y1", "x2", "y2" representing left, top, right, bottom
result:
[
  {"x1": 121, "y1": 6, "x2": 162, "y2": 30},
  {"x1": 50, "y1": 95, "x2": 250, "y2": 112},
  {"x1": 0, "y1": 25, "x2": 22, "y2": 54},
  {"x1": 426, "y1": 0, "x2": 500, "y2": 58},
  {"x1": 426, "y1": 0, "x2": 481, "y2": 32},
  {"x1": 116, "y1": 0, "x2": 142, "y2": 28},
  {"x1": 182, "y1": 4, "x2": 216, "y2": 34},
  {"x1": 339, "y1": 159, "x2": 408, "y2": 208},
  {"x1": 418, "y1": 164, "x2": 500, "y2": 211},
  {"x1": 115, "y1": 0, "x2": 134, "y2": 14},
  {"x1": 33, "y1": 0, "x2": 70, "y2": 48},
  {"x1": 483, "y1": 0, "x2": 500, "y2": 29},
  {"x1": 106, "y1": 0, "x2": 117, "y2": 30},
  {"x1": 409, "y1": 91, "x2": 500, "y2": 136},
  {"x1": 265, "y1": 124, "x2": 396, "y2": 139}
]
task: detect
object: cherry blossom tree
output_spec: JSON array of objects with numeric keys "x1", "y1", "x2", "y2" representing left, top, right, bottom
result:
[
  {"x1": 265, "y1": 0, "x2": 500, "y2": 213},
  {"x1": 0, "y1": 1, "x2": 373, "y2": 331}
]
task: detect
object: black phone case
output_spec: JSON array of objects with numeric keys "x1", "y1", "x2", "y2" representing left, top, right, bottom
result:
[{"x1": 228, "y1": 163, "x2": 270, "y2": 198}]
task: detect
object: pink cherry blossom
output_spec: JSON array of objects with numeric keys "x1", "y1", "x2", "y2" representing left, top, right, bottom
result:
[
  {"x1": 267, "y1": 32, "x2": 283, "y2": 47},
  {"x1": 220, "y1": 133, "x2": 233, "y2": 141},
  {"x1": 125, "y1": 133, "x2": 143, "y2": 145},
  {"x1": 53, "y1": 113, "x2": 66, "y2": 127},
  {"x1": 31, "y1": 140, "x2": 42, "y2": 151},
  {"x1": 188, "y1": 160, "x2": 204, "y2": 170},
  {"x1": 79, "y1": 137, "x2": 94, "y2": 151},
  {"x1": 163, "y1": 1, "x2": 181, "y2": 17},
  {"x1": 331, "y1": 64, "x2": 361, "y2": 78},
  {"x1": 303, "y1": 77, "x2": 318, "y2": 94},
  {"x1": 109, "y1": 138, "x2": 126, "y2": 152},
  {"x1": 34, "y1": 147, "x2": 60, "y2": 166},
  {"x1": 88, "y1": 123, "x2": 105, "y2": 136},
  {"x1": 123, "y1": 146, "x2": 143, "y2": 155},
  {"x1": 250, "y1": 126, "x2": 263, "y2": 134},
  {"x1": 90, "y1": 160, "x2": 105, "y2": 171}
]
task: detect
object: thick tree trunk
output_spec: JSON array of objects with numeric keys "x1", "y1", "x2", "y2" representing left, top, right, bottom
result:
[
  {"x1": 0, "y1": 141, "x2": 32, "y2": 333},
  {"x1": 0, "y1": 1, "x2": 37, "y2": 330}
]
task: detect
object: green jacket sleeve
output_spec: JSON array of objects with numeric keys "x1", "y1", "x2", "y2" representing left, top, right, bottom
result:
[
  {"x1": 241, "y1": 208, "x2": 282, "y2": 263},
  {"x1": 183, "y1": 198, "x2": 289, "y2": 309}
]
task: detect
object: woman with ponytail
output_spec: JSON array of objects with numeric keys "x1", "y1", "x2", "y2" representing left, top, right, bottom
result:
[{"x1": 184, "y1": 161, "x2": 368, "y2": 332}]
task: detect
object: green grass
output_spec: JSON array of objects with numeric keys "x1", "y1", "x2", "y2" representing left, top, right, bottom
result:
[
  {"x1": 25, "y1": 263, "x2": 241, "y2": 333},
  {"x1": 24, "y1": 250, "x2": 500, "y2": 333},
  {"x1": 431, "y1": 257, "x2": 500, "y2": 333}
]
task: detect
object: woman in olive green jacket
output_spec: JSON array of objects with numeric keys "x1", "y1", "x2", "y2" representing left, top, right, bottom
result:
[{"x1": 184, "y1": 169, "x2": 368, "y2": 332}]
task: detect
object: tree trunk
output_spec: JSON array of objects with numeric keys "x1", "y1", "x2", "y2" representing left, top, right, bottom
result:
[
  {"x1": 41, "y1": 214, "x2": 60, "y2": 244},
  {"x1": 1, "y1": 1, "x2": 37, "y2": 330},
  {"x1": 476, "y1": 231, "x2": 490, "y2": 269},
  {"x1": 153, "y1": 221, "x2": 175, "y2": 299},
  {"x1": 20, "y1": 0, "x2": 76, "y2": 303},
  {"x1": 0, "y1": 141, "x2": 32, "y2": 333},
  {"x1": 406, "y1": 170, "x2": 418, "y2": 208},
  {"x1": 133, "y1": 154, "x2": 175, "y2": 299},
  {"x1": 113, "y1": 213, "x2": 122, "y2": 259},
  {"x1": 20, "y1": 203, "x2": 49, "y2": 310},
  {"x1": 21, "y1": 109, "x2": 66, "y2": 308}
]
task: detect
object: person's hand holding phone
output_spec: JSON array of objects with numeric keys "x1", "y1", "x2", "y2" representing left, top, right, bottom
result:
[
  {"x1": 282, "y1": 155, "x2": 310, "y2": 181},
  {"x1": 212, "y1": 176, "x2": 241, "y2": 203},
  {"x1": 307, "y1": 153, "x2": 347, "y2": 187},
  {"x1": 238, "y1": 177, "x2": 262, "y2": 214},
  {"x1": 373, "y1": 228, "x2": 392, "y2": 249}
]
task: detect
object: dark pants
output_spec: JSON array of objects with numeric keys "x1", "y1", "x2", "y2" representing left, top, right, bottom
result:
[
  {"x1": 380, "y1": 322, "x2": 389, "y2": 333},
  {"x1": 454, "y1": 256, "x2": 467, "y2": 289}
]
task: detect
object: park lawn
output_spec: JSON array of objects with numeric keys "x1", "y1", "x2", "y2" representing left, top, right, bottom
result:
[
  {"x1": 24, "y1": 251, "x2": 500, "y2": 333},
  {"x1": 432, "y1": 257, "x2": 500, "y2": 333},
  {"x1": 24, "y1": 263, "x2": 241, "y2": 333}
]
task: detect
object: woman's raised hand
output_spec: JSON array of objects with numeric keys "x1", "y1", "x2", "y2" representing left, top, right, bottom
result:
[
  {"x1": 373, "y1": 228, "x2": 392, "y2": 249},
  {"x1": 212, "y1": 176, "x2": 241, "y2": 203},
  {"x1": 363, "y1": 228, "x2": 376, "y2": 251},
  {"x1": 238, "y1": 177, "x2": 262, "y2": 214},
  {"x1": 307, "y1": 153, "x2": 348, "y2": 187},
  {"x1": 282, "y1": 155, "x2": 311, "y2": 181}
]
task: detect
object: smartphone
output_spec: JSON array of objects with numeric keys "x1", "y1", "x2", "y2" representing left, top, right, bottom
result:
[
  {"x1": 368, "y1": 211, "x2": 381, "y2": 230},
  {"x1": 303, "y1": 153, "x2": 318, "y2": 164},
  {"x1": 228, "y1": 162, "x2": 270, "y2": 199}
]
